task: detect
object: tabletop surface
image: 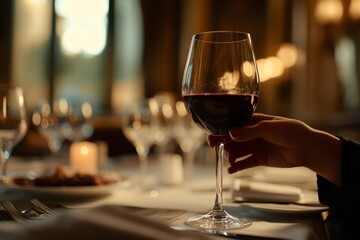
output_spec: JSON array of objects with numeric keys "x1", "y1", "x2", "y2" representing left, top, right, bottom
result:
[{"x1": 0, "y1": 155, "x2": 329, "y2": 240}]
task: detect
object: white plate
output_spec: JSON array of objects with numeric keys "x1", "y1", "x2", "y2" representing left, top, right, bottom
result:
[
  {"x1": 242, "y1": 202, "x2": 329, "y2": 215},
  {"x1": 5, "y1": 181, "x2": 121, "y2": 198}
]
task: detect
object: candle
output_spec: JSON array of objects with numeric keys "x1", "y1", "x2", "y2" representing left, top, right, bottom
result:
[
  {"x1": 159, "y1": 154, "x2": 183, "y2": 185},
  {"x1": 70, "y1": 141, "x2": 98, "y2": 174}
]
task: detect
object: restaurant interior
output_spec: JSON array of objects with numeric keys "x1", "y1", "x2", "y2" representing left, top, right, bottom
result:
[
  {"x1": 0, "y1": 0, "x2": 360, "y2": 155},
  {"x1": 0, "y1": 0, "x2": 359, "y2": 239}
]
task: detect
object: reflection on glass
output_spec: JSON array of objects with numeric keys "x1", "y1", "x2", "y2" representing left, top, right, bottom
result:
[
  {"x1": 0, "y1": 86, "x2": 28, "y2": 182},
  {"x1": 182, "y1": 31, "x2": 259, "y2": 230},
  {"x1": 32, "y1": 99, "x2": 69, "y2": 155},
  {"x1": 63, "y1": 101, "x2": 94, "y2": 142},
  {"x1": 173, "y1": 101, "x2": 205, "y2": 179},
  {"x1": 122, "y1": 98, "x2": 158, "y2": 191}
]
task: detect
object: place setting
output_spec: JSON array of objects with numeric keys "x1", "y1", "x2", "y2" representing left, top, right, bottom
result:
[
  {"x1": 229, "y1": 167, "x2": 329, "y2": 215},
  {"x1": 0, "y1": 29, "x2": 333, "y2": 239},
  {"x1": 2, "y1": 141, "x2": 130, "y2": 200}
]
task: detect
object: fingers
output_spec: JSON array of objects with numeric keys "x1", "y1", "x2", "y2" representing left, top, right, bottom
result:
[
  {"x1": 207, "y1": 113, "x2": 283, "y2": 147},
  {"x1": 207, "y1": 135, "x2": 216, "y2": 148},
  {"x1": 247, "y1": 113, "x2": 277, "y2": 123},
  {"x1": 229, "y1": 120, "x2": 273, "y2": 142},
  {"x1": 227, "y1": 155, "x2": 259, "y2": 174}
]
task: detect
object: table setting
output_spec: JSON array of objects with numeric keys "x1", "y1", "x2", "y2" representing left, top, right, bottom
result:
[
  {"x1": 0, "y1": 154, "x2": 328, "y2": 240},
  {"x1": 0, "y1": 31, "x2": 329, "y2": 239}
]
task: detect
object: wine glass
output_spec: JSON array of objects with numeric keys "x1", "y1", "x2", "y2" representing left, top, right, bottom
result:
[
  {"x1": 173, "y1": 100, "x2": 206, "y2": 179},
  {"x1": 152, "y1": 93, "x2": 176, "y2": 154},
  {"x1": 182, "y1": 31, "x2": 260, "y2": 230},
  {"x1": 32, "y1": 99, "x2": 69, "y2": 155},
  {"x1": 122, "y1": 98, "x2": 159, "y2": 191},
  {"x1": 0, "y1": 86, "x2": 28, "y2": 183},
  {"x1": 63, "y1": 101, "x2": 94, "y2": 142}
]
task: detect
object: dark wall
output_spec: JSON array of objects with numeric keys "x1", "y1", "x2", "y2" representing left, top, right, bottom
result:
[{"x1": 0, "y1": 0, "x2": 13, "y2": 84}]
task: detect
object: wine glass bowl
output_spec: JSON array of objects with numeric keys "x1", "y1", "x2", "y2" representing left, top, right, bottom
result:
[
  {"x1": 173, "y1": 101, "x2": 206, "y2": 178},
  {"x1": 122, "y1": 98, "x2": 159, "y2": 190},
  {"x1": 0, "y1": 86, "x2": 28, "y2": 182},
  {"x1": 32, "y1": 99, "x2": 69, "y2": 154},
  {"x1": 182, "y1": 31, "x2": 259, "y2": 230},
  {"x1": 63, "y1": 101, "x2": 94, "y2": 142},
  {"x1": 152, "y1": 93, "x2": 177, "y2": 154}
]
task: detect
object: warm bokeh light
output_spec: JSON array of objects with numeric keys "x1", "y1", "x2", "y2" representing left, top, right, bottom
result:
[
  {"x1": 58, "y1": 98, "x2": 69, "y2": 116},
  {"x1": 315, "y1": 0, "x2": 343, "y2": 24},
  {"x1": 80, "y1": 145, "x2": 90, "y2": 155},
  {"x1": 257, "y1": 57, "x2": 284, "y2": 82},
  {"x1": 149, "y1": 98, "x2": 159, "y2": 116},
  {"x1": 55, "y1": 0, "x2": 108, "y2": 56},
  {"x1": 162, "y1": 103, "x2": 174, "y2": 119},
  {"x1": 218, "y1": 71, "x2": 240, "y2": 91},
  {"x1": 276, "y1": 43, "x2": 298, "y2": 68},
  {"x1": 32, "y1": 112, "x2": 41, "y2": 126},
  {"x1": 350, "y1": 0, "x2": 360, "y2": 20},
  {"x1": 242, "y1": 61, "x2": 255, "y2": 78},
  {"x1": 175, "y1": 101, "x2": 188, "y2": 117},
  {"x1": 81, "y1": 102, "x2": 93, "y2": 118}
]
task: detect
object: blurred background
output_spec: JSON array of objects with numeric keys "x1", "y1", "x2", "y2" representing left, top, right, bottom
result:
[{"x1": 1, "y1": 0, "x2": 360, "y2": 156}]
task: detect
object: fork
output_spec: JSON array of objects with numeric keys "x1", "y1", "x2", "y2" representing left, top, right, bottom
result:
[
  {"x1": 0, "y1": 200, "x2": 33, "y2": 223},
  {"x1": 30, "y1": 199, "x2": 54, "y2": 215}
]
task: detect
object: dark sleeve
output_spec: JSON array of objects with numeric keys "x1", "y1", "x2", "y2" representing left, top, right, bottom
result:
[{"x1": 317, "y1": 136, "x2": 360, "y2": 223}]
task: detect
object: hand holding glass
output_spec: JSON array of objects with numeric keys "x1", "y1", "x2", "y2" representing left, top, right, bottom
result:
[{"x1": 182, "y1": 31, "x2": 260, "y2": 230}]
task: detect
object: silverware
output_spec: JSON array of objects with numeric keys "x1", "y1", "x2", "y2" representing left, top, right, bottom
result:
[
  {"x1": 0, "y1": 200, "x2": 33, "y2": 223},
  {"x1": 30, "y1": 199, "x2": 54, "y2": 215}
]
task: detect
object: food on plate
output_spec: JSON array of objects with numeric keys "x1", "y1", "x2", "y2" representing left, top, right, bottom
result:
[{"x1": 12, "y1": 164, "x2": 118, "y2": 187}]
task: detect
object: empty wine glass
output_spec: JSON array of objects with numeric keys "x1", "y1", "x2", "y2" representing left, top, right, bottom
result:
[
  {"x1": 0, "y1": 86, "x2": 28, "y2": 183},
  {"x1": 122, "y1": 98, "x2": 159, "y2": 191},
  {"x1": 63, "y1": 101, "x2": 94, "y2": 142},
  {"x1": 32, "y1": 99, "x2": 69, "y2": 155},
  {"x1": 173, "y1": 101, "x2": 206, "y2": 179},
  {"x1": 182, "y1": 31, "x2": 260, "y2": 230},
  {"x1": 152, "y1": 93, "x2": 177, "y2": 154}
]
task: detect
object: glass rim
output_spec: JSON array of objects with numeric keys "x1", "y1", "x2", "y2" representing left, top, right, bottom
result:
[{"x1": 192, "y1": 30, "x2": 251, "y2": 43}]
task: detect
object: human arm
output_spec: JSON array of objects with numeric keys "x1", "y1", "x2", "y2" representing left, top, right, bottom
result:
[{"x1": 211, "y1": 113, "x2": 342, "y2": 187}]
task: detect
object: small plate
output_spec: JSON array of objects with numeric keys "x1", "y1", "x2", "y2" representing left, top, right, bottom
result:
[
  {"x1": 5, "y1": 181, "x2": 121, "y2": 199},
  {"x1": 5, "y1": 172, "x2": 130, "y2": 199}
]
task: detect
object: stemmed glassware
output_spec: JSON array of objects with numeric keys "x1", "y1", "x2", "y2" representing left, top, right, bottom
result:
[
  {"x1": 0, "y1": 86, "x2": 28, "y2": 183},
  {"x1": 32, "y1": 99, "x2": 69, "y2": 155},
  {"x1": 173, "y1": 101, "x2": 206, "y2": 179},
  {"x1": 122, "y1": 98, "x2": 159, "y2": 191},
  {"x1": 182, "y1": 31, "x2": 260, "y2": 230},
  {"x1": 63, "y1": 101, "x2": 94, "y2": 142},
  {"x1": 152, "y1": 93, "x2": 176, "y2": 155}
]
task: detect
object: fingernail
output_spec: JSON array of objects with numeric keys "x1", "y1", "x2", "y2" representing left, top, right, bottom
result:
[{"x1": 229, "y1": 128, "x2": 240, "y2": 139}]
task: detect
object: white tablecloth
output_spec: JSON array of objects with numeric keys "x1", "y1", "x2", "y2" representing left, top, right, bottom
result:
[{"x1": 0, "y1": 156, "x2": 329, "y2": 240}]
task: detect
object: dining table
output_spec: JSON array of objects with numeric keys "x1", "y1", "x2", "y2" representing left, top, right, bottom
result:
[{"x1": 0, "y1": 153, "x2": 330, "y2": 240}]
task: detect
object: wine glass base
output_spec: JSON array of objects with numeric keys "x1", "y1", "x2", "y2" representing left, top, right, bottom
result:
[{"x1": 185, "y1": 210, "x2": 251, "y2": 230}]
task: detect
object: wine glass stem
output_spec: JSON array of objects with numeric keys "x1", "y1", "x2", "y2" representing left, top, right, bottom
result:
[
  {"x1": 0, "y1": 149, "x2": 8, "y2": 182},
  {"x1": 138, "y1": 151, "x2": 149, "y2": 190},
  {"x1": 213, "y1": 142, "x2": 225, "y2": 213},
  {"x1": 184, "y1": 150, "x2": 195, "y2": 179}
]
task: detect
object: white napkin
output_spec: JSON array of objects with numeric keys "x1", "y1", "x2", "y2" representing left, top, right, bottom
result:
[
  {"x1": 232, "y1": 179, "x2": 302, "y2": 203},
  {"x1": 0, "y1": 205, "x2": 213, "y2": 240}
]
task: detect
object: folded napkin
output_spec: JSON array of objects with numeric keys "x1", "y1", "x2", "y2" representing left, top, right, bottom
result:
[
  {"x1": 232, "y1": 179, "x2": 302, "y2": 203},
  {"x1": 251, "y1": 167, "x2": 317, "y2": 187},
  {"x1": 0, "y1": 205, "x2": 213, "y2": 240}
]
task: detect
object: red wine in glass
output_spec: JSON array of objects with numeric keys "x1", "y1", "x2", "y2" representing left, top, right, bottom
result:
[
  {"x1": 181, "y1": 31, "x2": 260, "y2": 230},
  {"x1": 183, "y1": 93, "x2": 258, "y2": 142}
]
